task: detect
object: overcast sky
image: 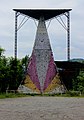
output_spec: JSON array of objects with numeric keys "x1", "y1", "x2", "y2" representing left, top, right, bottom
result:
[{"x1": 0, "y1": 0, "x2": 84, "y2": 61}]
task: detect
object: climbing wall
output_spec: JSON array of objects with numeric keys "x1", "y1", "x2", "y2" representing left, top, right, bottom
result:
[
  {"x1": 18, "y1": 16, "x2": 66, "y2": 94},
  {"x1": 33, "y1": 17, "x2": 52, "y2": 92}
]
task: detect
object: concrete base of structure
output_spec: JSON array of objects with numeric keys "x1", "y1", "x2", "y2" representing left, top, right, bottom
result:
[
  {"x1": 18, "y1": 85, "x2": 39, "y2": 94},
  {"x1": 44, "y1": 85, "x2": 66, "y2": 94},
  {"x1": 18, "y1": 84, "x2": 66, "y2": 94}
]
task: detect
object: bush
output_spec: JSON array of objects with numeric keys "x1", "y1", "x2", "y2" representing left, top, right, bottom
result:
[{"x1": 66, "y1": 91, "x2": 80, "y2": 97}]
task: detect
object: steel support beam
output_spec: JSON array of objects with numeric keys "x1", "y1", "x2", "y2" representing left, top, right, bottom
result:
[
  {"x1": 55, "y1": 12, "x2": 71, "y2": 61},
  {"x1": 67, "y1": 11, "x2": 70, "y2": 61},
  {"x1": 15, "y1": 11, "x2": 18, "y2": 59},
  {"x1": 14, "y1": 10, "x2": 71, "y2": 61}
]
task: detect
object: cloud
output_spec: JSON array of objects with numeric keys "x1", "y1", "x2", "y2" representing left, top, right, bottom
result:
[{"x1": 0, "y1": 0, "x2": 84, "y2": 60}]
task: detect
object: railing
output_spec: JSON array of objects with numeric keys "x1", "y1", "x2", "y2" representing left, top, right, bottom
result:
[{"x1": 6, "y1": 90, "x2": 17, "y2": 94}]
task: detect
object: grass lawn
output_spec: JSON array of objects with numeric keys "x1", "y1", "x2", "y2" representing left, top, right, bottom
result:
[{"x1": 0, "y1": 91, "x2": 84, "y2": 99}]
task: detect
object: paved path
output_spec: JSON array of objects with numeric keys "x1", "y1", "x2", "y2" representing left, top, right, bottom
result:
[{"x1": 0, "y1": 97, "x2": 84, "y2": 120}]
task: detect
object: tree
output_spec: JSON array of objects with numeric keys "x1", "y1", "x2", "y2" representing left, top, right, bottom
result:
[
  {"x1": 0, "y1": 46, "x2": 5, "y2": 57},
  {"x1": 72, "y1": 71, "x2": 84, "y2": 93},
  {"x1": 7, "y1": 57, "x2": 24, "y2": 90},
  {"x1": 0, "y1": 47, "x2": 30, "y2": 92},
  {"x1": 0, "y1": 47, "x2": 8, "y2": 92},
  {"x1": 21, "y1": 55, "x2": 29, "y2": 73}
]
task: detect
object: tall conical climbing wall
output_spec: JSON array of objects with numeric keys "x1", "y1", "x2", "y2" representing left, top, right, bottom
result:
[{"x1": 18, "y1": 17, "x2": 66, "y2": 94}]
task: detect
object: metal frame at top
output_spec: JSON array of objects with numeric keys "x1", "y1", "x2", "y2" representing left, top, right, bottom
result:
[{"x1": 13, "y1": 8, "x2": 72, "y2": 61}]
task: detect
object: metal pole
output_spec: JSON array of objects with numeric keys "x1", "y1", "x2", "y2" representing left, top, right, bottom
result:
[
  {"x1": 15, "y1": 11, "x2": 18, "y2": 59},
  {"x1": 67, "y1": 11, "x2": 70, "y2": 61}
]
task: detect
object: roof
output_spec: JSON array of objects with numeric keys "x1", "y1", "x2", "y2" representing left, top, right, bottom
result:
[{"x1": 13, "y1": 8, "x2": 72, "y2": 21}]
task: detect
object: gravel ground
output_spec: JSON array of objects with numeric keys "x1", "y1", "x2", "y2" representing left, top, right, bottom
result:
[{"x1": 0, "y1": 97, "x2": 84, "y2": 120}]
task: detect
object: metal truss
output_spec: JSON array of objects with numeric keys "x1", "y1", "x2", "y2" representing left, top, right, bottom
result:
[
  {"x1": 14, "y1": 11, "x2": 71, "y2": 61},
  {"x1": 14, "y1": 12, "x2": 30, "y2": 59},
  {"x1": 54, "y1": 11, "x2": 70, "y2": 60}
]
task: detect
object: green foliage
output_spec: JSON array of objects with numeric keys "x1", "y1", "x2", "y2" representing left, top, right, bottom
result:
[
  {"x1": 65, "y1": 91, "x2": 80, "y2": 97},
  {"x1": 70, "y1": 58, "x2": 84, "y2": 63},
  {"x1": 0, "y1": 47, "x2": 29, "y2": 93},
  {"x1": 0, "y1": 92, "x2": 84, "y2": 99},
  {"x1": 72, "y1": 71, "x2": 84, "y2": 93},
  {"x1": 0, "y1": 93, "x2": 29, "y2": 99},
  {"x1": 0, "y1": 46, "x2": 5, "y2": 57}
]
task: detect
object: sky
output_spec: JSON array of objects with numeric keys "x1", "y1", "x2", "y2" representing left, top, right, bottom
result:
[{"x1": 0, "y1": 0, "x2": 84, "y2": 61}]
